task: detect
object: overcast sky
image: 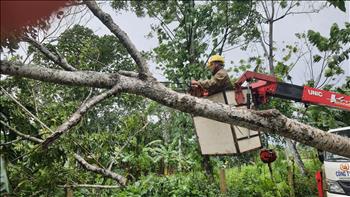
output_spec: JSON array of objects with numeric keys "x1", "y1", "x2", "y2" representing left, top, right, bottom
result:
[{"x1": 22, "y1": 1, "x2": 350, "y2": 86}]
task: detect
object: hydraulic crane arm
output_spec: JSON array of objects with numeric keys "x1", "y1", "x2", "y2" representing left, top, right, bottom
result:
[
  {"x1": 300, "y1": 86, "x2": 350, "y2": 111},
  {"x1": 235, "y1": 71, "x2": 350, "y2": 111}
]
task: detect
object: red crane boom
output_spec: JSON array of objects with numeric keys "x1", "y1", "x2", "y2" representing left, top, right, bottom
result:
[{"x1": 234, "y1": 71, "x2": 350, "y2": 111}]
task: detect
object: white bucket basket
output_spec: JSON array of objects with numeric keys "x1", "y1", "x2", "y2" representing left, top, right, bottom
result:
[{"x1": 193, "y1": 90, "x2": 262, "y2": 155}]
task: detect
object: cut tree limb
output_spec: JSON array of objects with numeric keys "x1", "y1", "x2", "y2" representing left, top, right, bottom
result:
[
  {"x1": 74, "y1": 153, "x2": 127, "y2": 186},
  {"x1": 1, "y1": 62, "x2": 350, "y2": 158},
  {"x1": 23, "y1": 36, "x2": 77, "y2": 71}
]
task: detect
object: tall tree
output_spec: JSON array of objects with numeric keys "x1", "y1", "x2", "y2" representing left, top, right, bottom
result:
[
  {"x1": 1, "y1": 0, "x2": 349, "y2": 156},
  {"x1": 1, "y1": 1, "x2": 350, "y2": 195}
]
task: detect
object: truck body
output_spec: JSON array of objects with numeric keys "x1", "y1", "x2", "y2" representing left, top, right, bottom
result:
[{"x1": 323, "y1": 127, "x2": 350, "y2": 196}]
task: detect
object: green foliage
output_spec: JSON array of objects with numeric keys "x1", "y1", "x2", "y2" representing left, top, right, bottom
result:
[
  {"x1": 143, "y1": 138, "x2": 195, "y2": 175},
  {"x1": 225, "y1": 149, "x2": 321, "y2": 197},
  {"x1": 29, "y1": 25, "x2": 135, "y2": 72},
  {"x1": 306, "y1": 23, "x2": 350, "y2": 78},
  {"x1": 279, "y1": 0, "x2": 289, "y2": 9},
  {"x1": 118, "y1": 172, "x2": 219, "y2": 197},
  {"x1": 327, "y1": 0, "x2": 346, "y2": 12},
  {"x1": 2, "y1": 2, "x2": 349, "y2": 197},
  {"x1": 0, "y1": 24, "x2": 144, "y2": 196},
  {"x1": 303, "y1": 105, "x2": 350, "y2": 130},
  {"x1": 111, "y1": 1, "x2": 260, "y2": 85},
  {"x1": 277, "y1": 24, "x2": 350, "y2": 131},
  {"x1": 227, "y1": 166, "x2": 288, "y2": 197},
  {"x1": 112, "y1": 149, "x2": 322, "y2": 197}
]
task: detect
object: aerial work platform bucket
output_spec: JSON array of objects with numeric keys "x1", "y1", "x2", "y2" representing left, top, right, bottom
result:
[{"x1": 193, "y1": 90, "x2": 262, "y2": 155}]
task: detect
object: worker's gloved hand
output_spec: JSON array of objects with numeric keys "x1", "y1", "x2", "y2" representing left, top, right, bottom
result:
[
  {"x1": 189, "y1": 81, "x2": 209, "y2": 97},
  {"x1": 189, "y1": 80, "x2": 201, "y2": 97}
]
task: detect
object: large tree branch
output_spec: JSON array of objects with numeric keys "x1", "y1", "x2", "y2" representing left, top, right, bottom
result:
[
  {"x1": 23, "y1": 37, "x2": 77, "y2": 71},
  {"x1": 74, "y1": 153, "x2": 127, "y2": 186},
  {"x1": 84, "y1": 0, "x2": 152, "y2": 79},
  {"x1": 2, "y1": 62, "x2": 350, "y2": 158},
  {"x1": 1, "y1": 60, "x2": 119, "y2": 88},
  {"x1": 41, "y1": 84, "x2": 122, "y2": 148}
]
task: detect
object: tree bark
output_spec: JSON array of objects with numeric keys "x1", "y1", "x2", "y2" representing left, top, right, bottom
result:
[
  {"x1": 74, "y1": 154, "x2": 127, "y2": 186},
  {"x1": 1, "y1": 62, "x2": 350, "y2": 158},
  {"x1": 268, "y1": 19, "x2": 274, "y2": 74},
  {"x1": 23, "y1": 36, "x2": 77, "y2": 71}
]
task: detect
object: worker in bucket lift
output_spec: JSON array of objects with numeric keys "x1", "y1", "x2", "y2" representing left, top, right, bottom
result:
[{"x1": 191, "y1": 54, "x2": 232, "y2": 96}]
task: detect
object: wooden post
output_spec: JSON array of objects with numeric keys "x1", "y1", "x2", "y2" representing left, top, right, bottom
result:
[
  {"x1": 65, "y1": 186, "x2": 73, "y2": 197},
  {"x1": 219, "y1": 168, "x2": 227, "y2": 194}
]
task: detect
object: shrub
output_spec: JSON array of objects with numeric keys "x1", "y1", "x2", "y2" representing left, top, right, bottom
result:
[{"x1": 117, "y1": 172, "x2": 219, "y2": 197}]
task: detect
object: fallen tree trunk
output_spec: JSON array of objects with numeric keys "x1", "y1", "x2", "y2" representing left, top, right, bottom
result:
[{"x1": 1, "y1": 61, "x2": 350, "y2": 158}]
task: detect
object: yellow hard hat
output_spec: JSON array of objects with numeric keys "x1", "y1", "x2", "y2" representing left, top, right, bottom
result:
[{"x1": 208, "y1": 54, "x2": 224, "y2": 67}]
